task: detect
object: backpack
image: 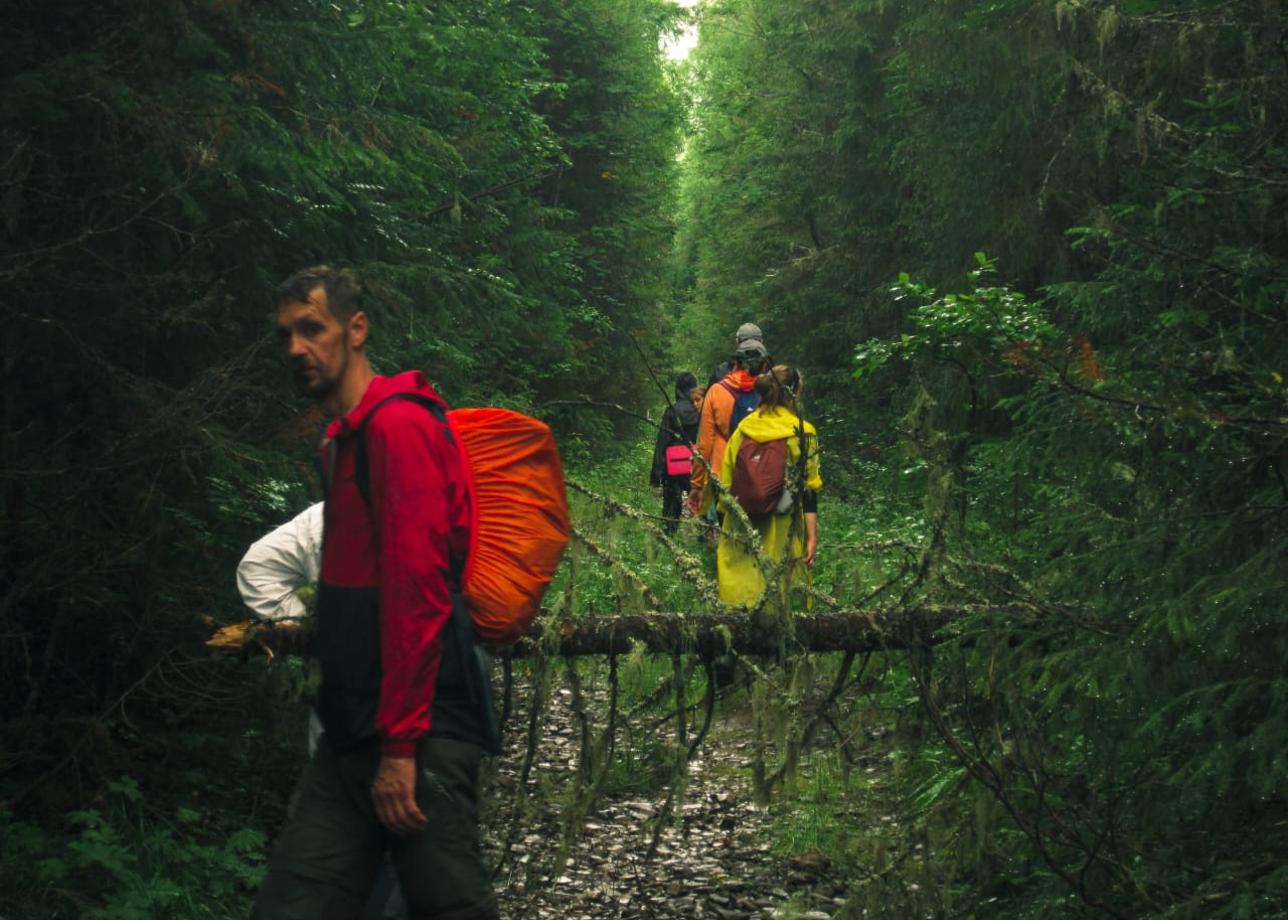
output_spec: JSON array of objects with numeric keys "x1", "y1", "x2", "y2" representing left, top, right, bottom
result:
[
  {"x1": 355, "y1": 396, "x2": 570, "y2": 646},
  {"x1": 720, "y1": 380, "x2": 760, "y2": 435},
  {"x1": 664, "y1": 444, "x2": 692, "y2": 476},
  {"x1": 730, "y1": 436, "x2": 789, "y2": 516},
  {"x1": 659, "y1": 404, "x2": 694, "y2": 477}
]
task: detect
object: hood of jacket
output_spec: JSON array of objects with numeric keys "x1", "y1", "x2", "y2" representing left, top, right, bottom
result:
[
  {"x1": 738, "y1": 405, "x2": 816, "y2": 442},
  {"x1": 721, "y1": 369, "x2": 757, "y2": 393},
  {"x1": 671, "y1": 396, "x2": 700, "y2": 428},
  {"x1": 673, "y1": 372, "x2": 698, "y2": 402},
  {"x1": 325, "y1": 370, "x2": 447, "y2": 440}
]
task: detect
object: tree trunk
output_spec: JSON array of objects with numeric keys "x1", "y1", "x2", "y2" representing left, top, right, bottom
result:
[
  {"x1": 505, "y1": 607, "x2": 991, "y2": 657},
  {"x1": 208, "y1": 606, "x2": 1015, "y2": 660}
]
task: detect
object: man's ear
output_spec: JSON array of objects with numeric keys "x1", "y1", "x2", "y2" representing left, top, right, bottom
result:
[{"x1": 348, "y1": 311, "x2": 369, "y2": 349}]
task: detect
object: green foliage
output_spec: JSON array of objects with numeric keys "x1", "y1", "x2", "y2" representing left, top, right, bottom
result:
[
  {"x1": 6, "y1": 0, "x2": 1286, "y2": 914},
  {"x1": 853, "y1": 256, "x2": 1060, "y2": 379},
  {"x1": 601, "y1": 738, "x2": 678, "y2": 797},
  {"x1": 676, "y1": 0, "x2": 908, "y2": 449},
  {"x1": 1, "y1": 780, "x2": 264, "y2": 919},
  {"x1": 1, "y1": 6, "x2": 686, "y2": 915},
  {"x1": 557, "y1": 441, "x2": 715, "y2": 615},
  {"x1": 770, "y1": 753, "x2": 866, "y2": 866},
  {"x1": 1, "y1": 0, "x2": 683, "y2": 831},
  {"x1": 682, "y1": 0, "x2": 1288, "y2": 914}
]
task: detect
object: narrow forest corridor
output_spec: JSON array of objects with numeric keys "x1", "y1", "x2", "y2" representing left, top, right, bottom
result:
[{"x1": 3, "y1": 1, "x2": 1287, "y2": 918}]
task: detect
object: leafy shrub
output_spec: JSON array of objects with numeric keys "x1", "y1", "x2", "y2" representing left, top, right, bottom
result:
[{"x1": 1, "y1": 778, "x2": 266, "y2": 919}]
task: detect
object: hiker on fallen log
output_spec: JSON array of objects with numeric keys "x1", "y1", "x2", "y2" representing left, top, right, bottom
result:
[{"x1": 717, "y1": 365, "x2": 821, "y2": 611}]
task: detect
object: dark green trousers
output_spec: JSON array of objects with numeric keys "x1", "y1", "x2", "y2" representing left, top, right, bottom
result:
[{"x1": 253, "y1": 736, "x2": 498, "y2": 920}]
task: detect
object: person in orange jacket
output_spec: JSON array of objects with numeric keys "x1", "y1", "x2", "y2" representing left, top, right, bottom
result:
[{"x1": 689, "y1": 336, "x2": 771, "y2": 518}]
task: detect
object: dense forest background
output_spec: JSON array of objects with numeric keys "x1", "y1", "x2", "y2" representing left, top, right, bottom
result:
[{"x1": 3, "y1": 0, "x2": 1287, "y2": 917}]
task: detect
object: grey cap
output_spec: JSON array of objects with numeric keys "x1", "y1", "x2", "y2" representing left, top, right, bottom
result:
[
  {"x1": 735, "y1": 338, "x2": 768, "y2": 359},
  {"x1": 735, "y1": 322, "x2": 763, "y2": 343}
]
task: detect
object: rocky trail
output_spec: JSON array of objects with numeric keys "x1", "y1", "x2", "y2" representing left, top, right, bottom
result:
[{"x1": 484, "y1": 673, "x2": 883, "y2": 920}]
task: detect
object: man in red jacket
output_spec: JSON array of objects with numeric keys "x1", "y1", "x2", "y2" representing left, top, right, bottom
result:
[{"x1": 254, "y1": 266, "x2": 498, "y2": 920}]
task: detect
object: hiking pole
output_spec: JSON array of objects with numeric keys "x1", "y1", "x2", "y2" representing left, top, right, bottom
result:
[{"x1": 624, "y1": 328, "x2": 689, "y2": 422}]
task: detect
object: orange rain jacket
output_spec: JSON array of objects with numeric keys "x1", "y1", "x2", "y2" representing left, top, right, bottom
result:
[{"x1": 690, "y1": 369, "x2": 757, "y2": 510}]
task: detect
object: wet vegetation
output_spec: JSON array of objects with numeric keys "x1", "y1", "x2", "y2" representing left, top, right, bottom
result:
[{"x1": 3, "y1": 1, "x2": 1287, "y2": 917}]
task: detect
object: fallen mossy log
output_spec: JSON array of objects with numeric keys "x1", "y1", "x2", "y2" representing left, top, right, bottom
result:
[
  {"x1": 512, "y1": 608, "x2": 967, "y2": 657},
  {"x1": 207, "y1": 606, "x2": 1019, "y2": 659}
]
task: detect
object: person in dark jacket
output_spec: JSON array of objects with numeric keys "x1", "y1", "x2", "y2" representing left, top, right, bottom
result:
[
  {"x1": 651, "y1": 371, "x2": 701, "y2": 535},
  {"x1": 255, "y1": 266, "x2": 498, "y2": 920}
]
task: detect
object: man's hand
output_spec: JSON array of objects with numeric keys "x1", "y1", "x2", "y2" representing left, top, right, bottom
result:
[{"x1": 372, "y1": 755, "x2": 428, "y2": 835}]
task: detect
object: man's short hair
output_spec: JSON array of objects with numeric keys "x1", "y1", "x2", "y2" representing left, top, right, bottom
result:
[{"x1": 277, "y1": 265, "x2": 364, "y2": 324}]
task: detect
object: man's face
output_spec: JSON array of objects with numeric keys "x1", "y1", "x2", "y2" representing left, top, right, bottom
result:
[{"x1": 275, "y1": 287, "x2": 358, "y2": 400}]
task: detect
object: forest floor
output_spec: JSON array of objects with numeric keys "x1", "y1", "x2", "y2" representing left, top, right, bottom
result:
[{"x1": 484, "y1": 670, "x2": 903, "y2": 920}]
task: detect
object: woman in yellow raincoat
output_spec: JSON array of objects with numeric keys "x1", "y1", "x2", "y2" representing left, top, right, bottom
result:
[{"x1": 717, "y1": 365, "x2": 821, "y2": 609}]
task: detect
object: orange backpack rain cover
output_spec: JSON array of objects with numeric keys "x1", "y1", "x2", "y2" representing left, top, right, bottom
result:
[{"x1": 448, "y1": 408, "x2": 570, "y2": 645}]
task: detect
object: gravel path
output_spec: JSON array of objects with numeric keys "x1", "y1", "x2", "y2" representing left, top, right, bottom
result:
[{"x1": 485, "y1": 680, "x2": 854, "y2": 920}]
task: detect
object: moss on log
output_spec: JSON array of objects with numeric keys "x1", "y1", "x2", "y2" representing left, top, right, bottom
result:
[
  {"x1": 208, "y1": 606, "x2": 1016, "y2": 660},
  {"x1": 508, "y1": 607, "x2": 976, "y2": 658}
]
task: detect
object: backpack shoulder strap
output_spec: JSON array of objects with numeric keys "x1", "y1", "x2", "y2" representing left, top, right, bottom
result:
[
  {"x1": 352, "y1": 393, "x2": 450, "y2": 506},
  {"x1": 716, "y1": 380, "x2": 742, "y2": 435}
]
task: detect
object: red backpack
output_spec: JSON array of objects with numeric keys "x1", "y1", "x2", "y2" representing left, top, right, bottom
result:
[
  {"x1": 356, "y1": 399, "x2": 570, "y2": 645},
  {"x1": 730, "y1": 436, "x2": 788, "y2": 516}
]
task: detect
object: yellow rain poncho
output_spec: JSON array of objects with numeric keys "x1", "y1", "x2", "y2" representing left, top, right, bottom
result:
[{"x1": 716, "y1": 407, "x2": 822, "y2": 609}]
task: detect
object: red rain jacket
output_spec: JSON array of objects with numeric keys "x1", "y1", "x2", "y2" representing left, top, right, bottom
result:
[{"x1": 317, "y1": 371, "x2": 485, "y2": 757}]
